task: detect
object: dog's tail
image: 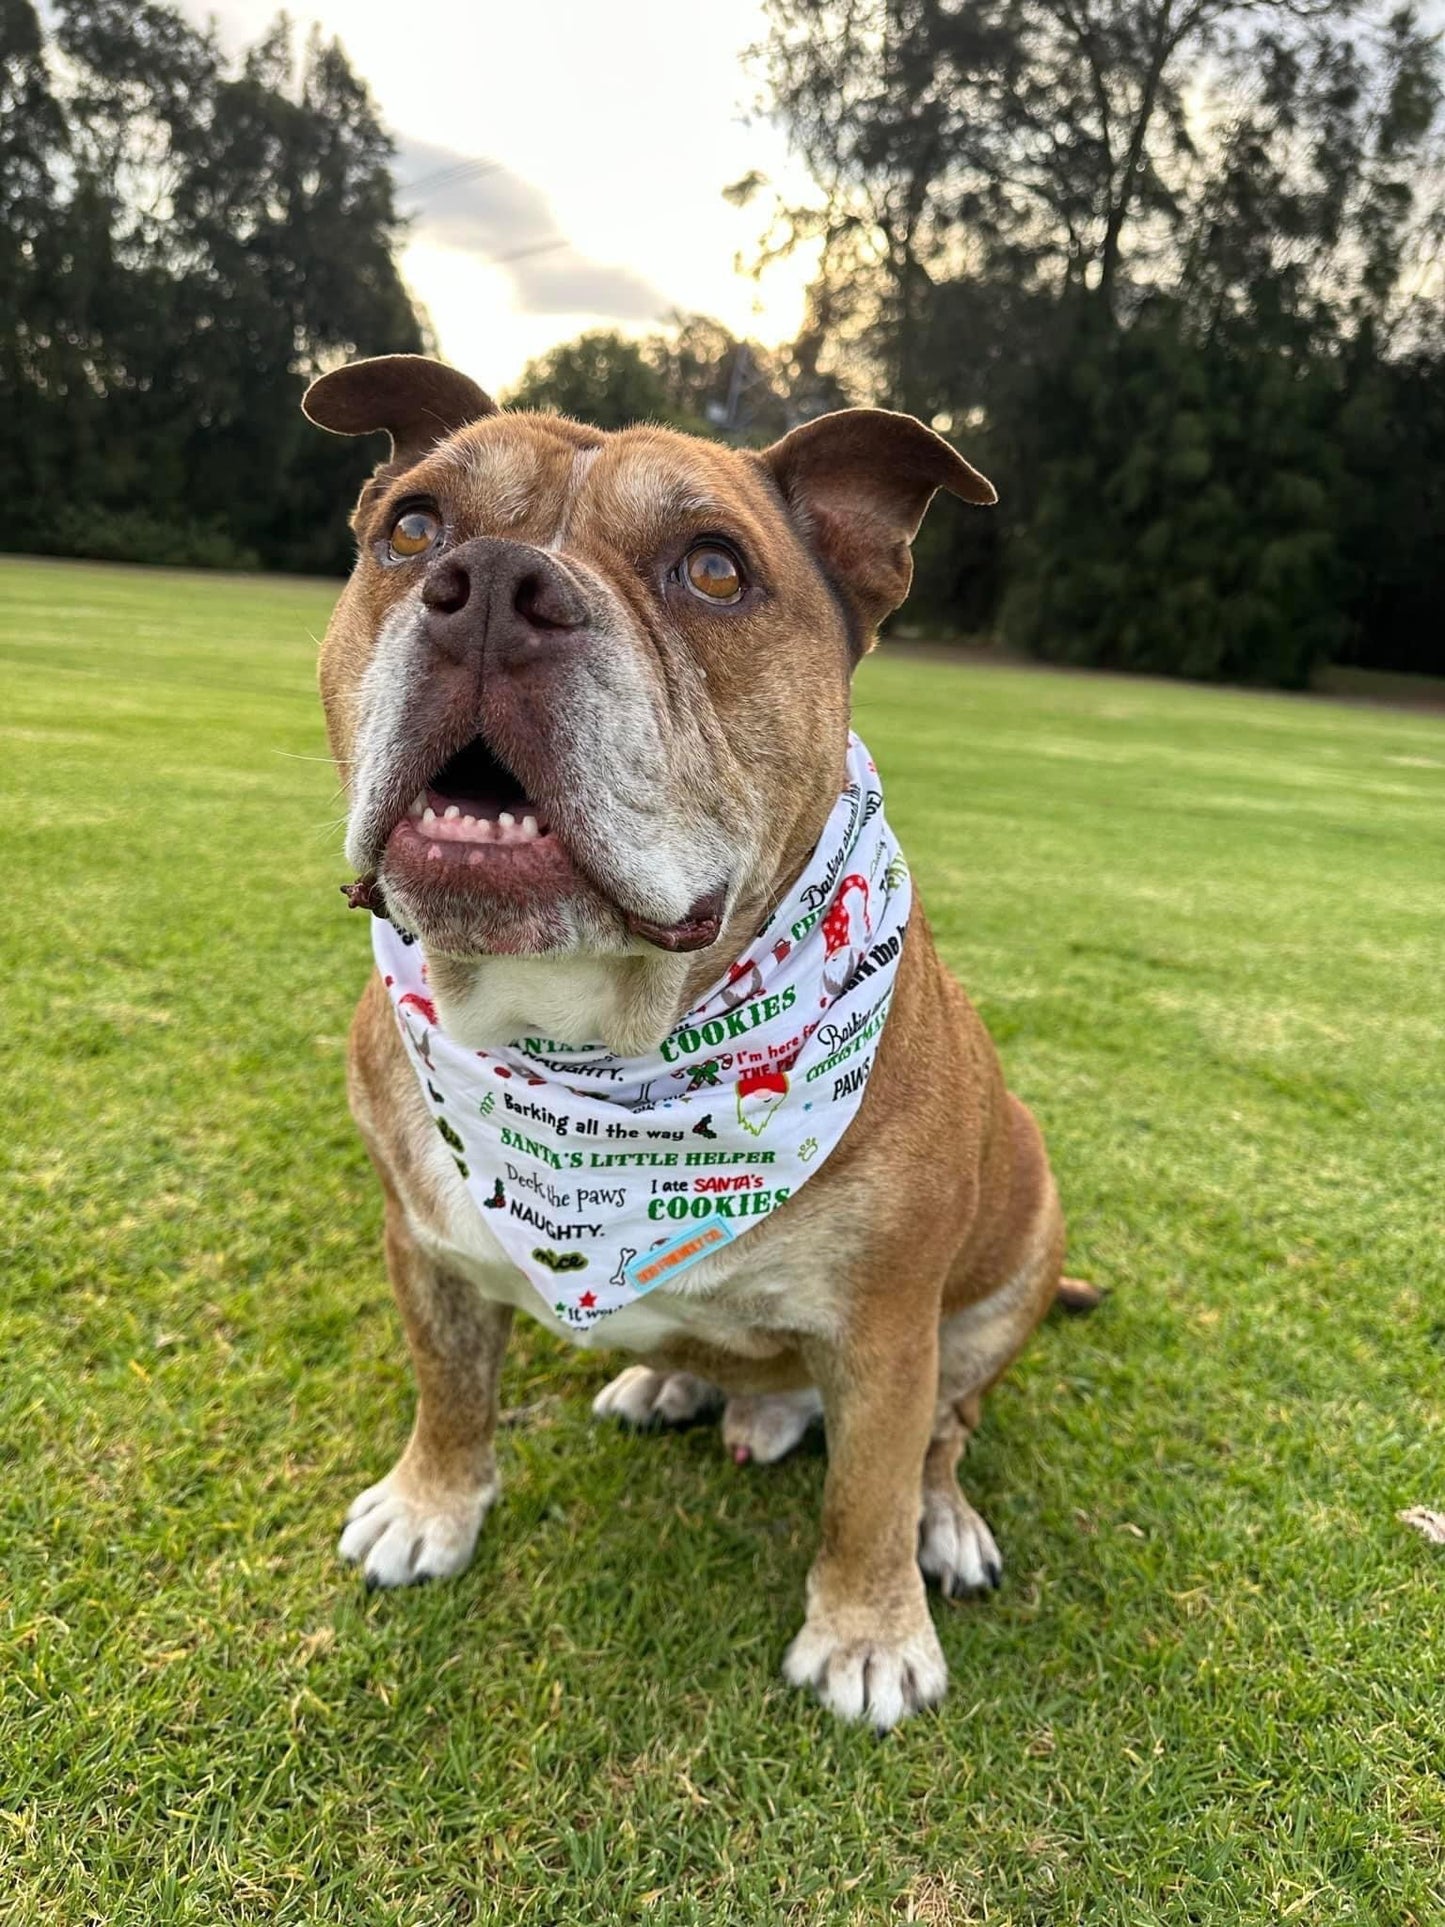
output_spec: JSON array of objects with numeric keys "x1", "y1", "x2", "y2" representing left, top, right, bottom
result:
[{"x1": 1055, "y1": 1275, "x2": 1103, "y2": 1313}]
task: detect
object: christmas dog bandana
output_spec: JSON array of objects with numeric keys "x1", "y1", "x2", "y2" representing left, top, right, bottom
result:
[{"x1": 374, "y1": 733, "x2": 911, "y2": 1331}]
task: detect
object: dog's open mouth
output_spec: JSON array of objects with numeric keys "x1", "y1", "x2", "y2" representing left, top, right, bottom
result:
[
  {"x1": 371, "y1": 731, "x2": 725, "y2": 954},
  {"x1": 383, "y1": 733, "x2": 573, "y2": 881},
  {"x1": 403, "y1": 734, "x2": 551, "y2": 851}
]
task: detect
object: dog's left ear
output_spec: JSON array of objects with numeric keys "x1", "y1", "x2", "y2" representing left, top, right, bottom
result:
[
  {"x1": 302, "y1": 354, "x2": 497, "y2": 521},
  {"x1": 761, "y1": 408, "x2": 996, "y2": 648}
]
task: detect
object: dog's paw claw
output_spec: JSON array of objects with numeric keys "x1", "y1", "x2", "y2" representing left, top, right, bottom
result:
[
  {"x1": 591, "y1": 1365, "x2": 721, "y2": 1429},
  {"x1": 782, "y1": 1612, "x2": 947, "y2": 1730},
  {"x1": 338, "y1": 1471, "x2": 495, "y2": 1589},
  {"x1": 918, "y1": 1490, "x2": 1003, "y2": 1598}
]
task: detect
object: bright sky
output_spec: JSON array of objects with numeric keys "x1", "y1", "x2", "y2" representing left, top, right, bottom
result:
[{"x1": 191, "y1": 0, "x2": 821, "y2": 391}]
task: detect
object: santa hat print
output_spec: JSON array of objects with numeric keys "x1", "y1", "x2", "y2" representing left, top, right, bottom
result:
[
  {"x1": 720, "y1": 955, "x2": 763, "y2": 1009},
  {"x1": 736, "y1": 1064, "x2": 790, "y2": 1136}
]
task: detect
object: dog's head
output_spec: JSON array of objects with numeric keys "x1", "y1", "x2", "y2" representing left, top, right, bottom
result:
[{"x1": 307, "y1": 354, "x2": 992, "y2": 1032}]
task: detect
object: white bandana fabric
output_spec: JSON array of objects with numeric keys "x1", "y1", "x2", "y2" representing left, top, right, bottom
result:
[{"x1": 373, "y1": 733, "x2": 911, "y2": 1331}]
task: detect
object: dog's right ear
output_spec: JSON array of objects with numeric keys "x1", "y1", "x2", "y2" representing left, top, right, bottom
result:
[{"x1": 302, "y1": 354, "x2": 497, "y2": 523}]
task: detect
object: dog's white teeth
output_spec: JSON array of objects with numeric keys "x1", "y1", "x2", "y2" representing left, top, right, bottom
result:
[
  {"x1": 410, "y1": 802, "x2": 543, "y2": 848},
  {"x1": 408, "y1": 792, "x2": 425, "y2": 818}
]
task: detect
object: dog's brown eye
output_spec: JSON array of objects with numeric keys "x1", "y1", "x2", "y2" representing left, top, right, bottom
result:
[
  {"x1": 682, "y1": 545, "x2": 744, "y2": 604},
  {"x1": 388, "y1": 507, "x2": 442, "y2": 560}
]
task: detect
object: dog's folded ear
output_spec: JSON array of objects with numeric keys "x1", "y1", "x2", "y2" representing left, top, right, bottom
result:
[
  {"x1": 302, "y1": 354, "x2": 497, "y2": 522},
  {"x1": 761, "y1": 409, "x2": 996, "y2": 649}
]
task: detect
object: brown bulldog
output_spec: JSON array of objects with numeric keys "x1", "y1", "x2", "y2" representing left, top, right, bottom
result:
[{"x1": 304, "y1": 354, "x2": 1095, "y2": 1730}]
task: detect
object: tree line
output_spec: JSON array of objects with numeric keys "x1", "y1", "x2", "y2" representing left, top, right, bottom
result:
[
  {"x1": 0, "y1": 0, "x2": 422, "y2": 575},
  {"x1": 516, "y1": 0, "x2": 1445, "y2": 684},
  {"x1": 3, "y1": 0, "x2": 1442, "y2": 682}
]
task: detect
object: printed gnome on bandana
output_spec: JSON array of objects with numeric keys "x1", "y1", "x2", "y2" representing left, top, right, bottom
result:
[
  {"x1": 737, "y1": 1062, "x2": 792, "y2": 1136},
  {"x1": 822, "y1": 874, "x2": 873, "y2": 999}
]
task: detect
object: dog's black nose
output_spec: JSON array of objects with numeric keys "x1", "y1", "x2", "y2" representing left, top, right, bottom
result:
[{"x1": 420, "y1": 537, "x2": 588, "y2": 667}]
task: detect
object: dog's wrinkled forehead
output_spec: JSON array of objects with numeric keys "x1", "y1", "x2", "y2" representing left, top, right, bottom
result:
[
  {"x1": 429, "y1": 416, "x2": 593, "y2": 544},
  {"x1": 401, "y1": 416, "x2": 794, "y2": 579},
  {"x1": 307, "y1": 355, "x2": 997, "y2": 668}
]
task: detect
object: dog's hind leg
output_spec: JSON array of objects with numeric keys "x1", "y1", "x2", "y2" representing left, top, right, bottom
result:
[
  {"x1": 918, "y1": 1396, "x2": 1002, "y2": 1596},
  {"x1": 919, "y1": 1285, "x2": 1043, "y2": 1598},
  {"x1": 922, "y1": 1096, "x2": 1067, "y2": 1597},
  {"x1": 339, "y1": 1193, "x2": 512, "y2": 1589}
]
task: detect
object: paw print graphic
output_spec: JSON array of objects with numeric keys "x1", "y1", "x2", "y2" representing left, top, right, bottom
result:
[{"x1": 798, "y1": 1136, "x2": 819, "y2": 1162}]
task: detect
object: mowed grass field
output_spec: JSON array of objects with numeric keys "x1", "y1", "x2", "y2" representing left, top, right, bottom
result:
[{"x1": 2, "y1": 553, "x2": 1442, "y2": 1926}]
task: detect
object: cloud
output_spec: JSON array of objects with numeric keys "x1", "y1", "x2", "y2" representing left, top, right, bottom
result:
[{"x1": 395, "y1": 138, "x2": 668, "y2": 322}]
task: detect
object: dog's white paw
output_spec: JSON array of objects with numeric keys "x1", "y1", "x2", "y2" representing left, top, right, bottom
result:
[
  {"x1": 591, "y1": 1365, "x2": 721, "y2": 1428},
  {"x1": 782, "y1": 1606, "x2": 948, "y2": 1731},
  {"x1": 337, "y1": 1470, "x2": 496, "y2": 1588},
  {"x1": 918, "y1": 1488, "x2": 1003, "y2": 1598},
  {"x1": 722, "y1": 1388, "x2": 824, "y2": 1464}
]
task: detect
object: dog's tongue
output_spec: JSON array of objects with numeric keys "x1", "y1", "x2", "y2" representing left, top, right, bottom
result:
[{"x1": 624, "y1": 887, "x2": 726, "y2": 953}]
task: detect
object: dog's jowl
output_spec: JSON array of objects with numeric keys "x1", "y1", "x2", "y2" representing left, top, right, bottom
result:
[{"x1": 305, "y1": 354, "x2": 1094, "y2": 1730}]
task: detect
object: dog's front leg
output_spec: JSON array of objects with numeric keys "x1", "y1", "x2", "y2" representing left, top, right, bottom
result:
[
  {"x1": 339, "y1": 1196, "x2": 513, "y2": 1588},
  {"x1": 784, "y1": 1302, "x2": 945, "y2": 1730}
]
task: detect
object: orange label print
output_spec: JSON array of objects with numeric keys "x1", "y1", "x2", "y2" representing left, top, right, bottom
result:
[{"x1": 631, "y1": 1223, "x2": 732, "y2": 1288}]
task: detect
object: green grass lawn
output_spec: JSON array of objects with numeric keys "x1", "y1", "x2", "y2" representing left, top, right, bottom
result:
[{"x1": 2, "y1": 554, "x2": 1443, "y2": 1925}]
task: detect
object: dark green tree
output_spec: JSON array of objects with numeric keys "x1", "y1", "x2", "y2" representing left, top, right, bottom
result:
[
  {"x1": 750, "y1": 0, "x2": 1445, "y2": 680},
  {"x1": 506, "y1": 314, "x2": 849, "y2": 441},
  {"x1": 504, "y1": 331, "x2": 677, "y2": 429},
  {"x1": 0, "y1": 1, "x2": 69, "y2": 512},
  {"x1": 1002, "y1": 311, "x2": 1348, "y2": 684},
  {"x1": 0, "y1": 0, "x2": 424, "y2": 572}
]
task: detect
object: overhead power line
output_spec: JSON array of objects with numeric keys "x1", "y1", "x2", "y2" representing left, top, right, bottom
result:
[
  {"x1": 398, "y1": 156, "x2": 505, "y2": 199},
  {"x1": 395, "y1": 156, "x2": 573, "y2": 271}
]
